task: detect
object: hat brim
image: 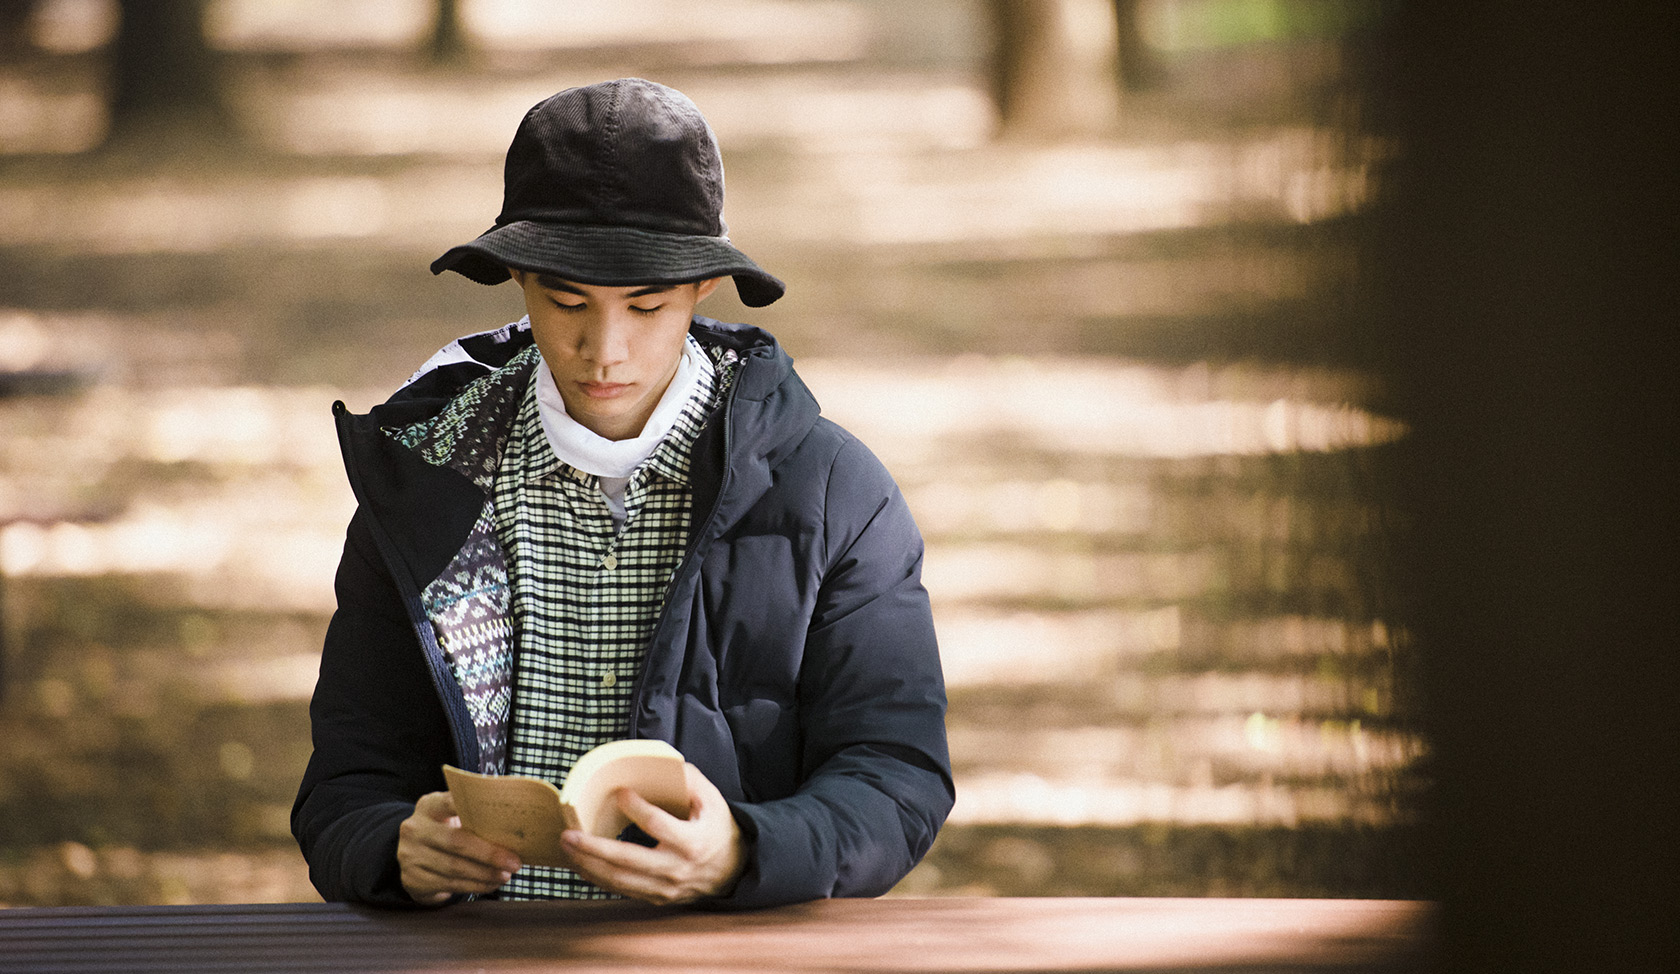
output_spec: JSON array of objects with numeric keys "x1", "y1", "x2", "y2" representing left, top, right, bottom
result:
[{"x1": 431, "y1": 221, "x2": 785, "y2": 307}]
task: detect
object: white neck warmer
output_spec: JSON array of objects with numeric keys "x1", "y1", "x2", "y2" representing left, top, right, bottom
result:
[{"x1": 535, "y1": 338, "x2": 712, "y2": 479}]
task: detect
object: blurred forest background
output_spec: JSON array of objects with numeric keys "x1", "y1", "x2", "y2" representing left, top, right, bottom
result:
[{"x1": 0, "y1": 0, "x2": 1422, "y2": 906}]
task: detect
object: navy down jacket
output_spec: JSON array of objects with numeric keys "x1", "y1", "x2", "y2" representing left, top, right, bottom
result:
[{"x1": 292, "y1": 316, "x2": 953, "y2": 908}]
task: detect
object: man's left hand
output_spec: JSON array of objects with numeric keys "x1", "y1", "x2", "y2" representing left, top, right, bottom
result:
[{"x1": 561, "y1": 762, "x2": 746, "y2": 904}]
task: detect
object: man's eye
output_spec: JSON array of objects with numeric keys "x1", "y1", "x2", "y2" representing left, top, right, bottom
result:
[
  {"x1": 553, "y1": 300, "x2": 585, "y2": 312},
  {"x1": 631, "y1": 305, "x2": 662, "y2": 316}
]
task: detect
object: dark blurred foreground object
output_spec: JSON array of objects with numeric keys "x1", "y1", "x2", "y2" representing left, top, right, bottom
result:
[
  {"x1": 1374, "y1": 3, "x2": 1679, "y2": 972},
  {"x1": 0, "y1": 897, "x2": 1432, "y2": 973}
]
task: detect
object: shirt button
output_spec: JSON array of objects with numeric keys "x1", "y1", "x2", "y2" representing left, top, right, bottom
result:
[
  {"x1": 602, "y1": 553, "x2": 618, "y2": 571},
  {"x1": 601, "y1": 671, "x2": 618, "y2": 689}
]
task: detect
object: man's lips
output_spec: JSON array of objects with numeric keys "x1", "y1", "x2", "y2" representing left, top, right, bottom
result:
[{"x1": 577, "y1": 380, "x2": 632, "y2": 400}]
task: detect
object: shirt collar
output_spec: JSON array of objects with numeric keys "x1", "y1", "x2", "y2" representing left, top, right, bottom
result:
[{"x1": 517, "y1": 336, "x2": 719, "y2": 489}]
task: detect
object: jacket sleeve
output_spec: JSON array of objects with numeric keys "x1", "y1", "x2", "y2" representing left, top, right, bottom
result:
[
  {"x1": 291, "y1": 508, "x2": 455, "y2": 907},
  {"x1": 719, "y1": 436, "x2": 954, "y2": 908}
]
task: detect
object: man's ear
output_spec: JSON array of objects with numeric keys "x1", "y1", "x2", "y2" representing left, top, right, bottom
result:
[
  {"x1": 507, "y1": 267, "x2": 527, "y2": 287},
  {"x1": 694, "y1": 277, "x2": 725, "y2": 302}
]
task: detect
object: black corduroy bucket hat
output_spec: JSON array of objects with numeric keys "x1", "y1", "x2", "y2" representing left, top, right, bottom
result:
[{"x1": 431, "y1": 79, "x2": 784, "y2": 307}]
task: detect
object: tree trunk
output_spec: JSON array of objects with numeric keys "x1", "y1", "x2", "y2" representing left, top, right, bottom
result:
[
  {"x1": 0, "y1": 0, "x2": 35, "y2": 58},
  {"x1": 106, "y1": 0, "x2": 236, "y2": 147},
  {"x1": 427, "y1": 0, "x2": 472, "y2": 65},
  {"x1": 989, "y1": 0, "x2": 1122, "y2": 139}
]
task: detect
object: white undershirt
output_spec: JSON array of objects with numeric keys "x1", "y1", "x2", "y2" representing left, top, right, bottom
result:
[{"x1": 534, "y1": 339, "x2": 713, "y2": 526}]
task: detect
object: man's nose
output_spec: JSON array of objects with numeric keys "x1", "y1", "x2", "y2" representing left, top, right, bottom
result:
[{"x1": 578, "y1": 310, "x2": 632, "y2": 365}]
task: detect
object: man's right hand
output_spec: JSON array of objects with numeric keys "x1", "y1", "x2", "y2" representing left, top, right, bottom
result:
[{"x1": 397, "y1": 791, "x2": 522, "y2": 904}]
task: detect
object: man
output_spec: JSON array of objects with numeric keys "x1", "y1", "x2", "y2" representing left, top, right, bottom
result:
[{"x1": 292, "y1": 79, "x2": 952, "y2": 908}]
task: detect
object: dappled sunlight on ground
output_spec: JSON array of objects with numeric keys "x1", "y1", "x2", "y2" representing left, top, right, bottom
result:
[
  {"x1": 1, "y1": 0, "x2": 1416, "y2": 905},
  {"x1": 801, "y1": 357, "x2": 1402, "y2": 461},
  {"x1": 1, "y1": 360, "x2": 1398, "y2": 605},
  {"x1": 0, "y1": 167, "x2": 496, "y2": 250},
  {"x1": 1, "y1": 354, "x2": 1418, "y2": 847},
  {"x1": 1, "y1": 844, "x2": 316, "y2": 907},
  {"x1": 954, "y1": 773, "x2": 1397, "y2": 827},
  {"x1": 935, "y1": 608, "x2": 1396, "y2": 686},
  {"x1": 0, "y1": 119, "x2": 1369, "y2": 245}
]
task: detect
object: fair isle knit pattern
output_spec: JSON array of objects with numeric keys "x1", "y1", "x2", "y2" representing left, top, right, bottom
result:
[
  {"x1": 418, "y1": 505, "x2": 514, "y2": 774},
  {"x1": 385, "y1": 347, "x2": 542, "y2": 777},
  {"x1": 386, "y1": 346, "x2": 540, "y2": 491},
  {"x1": 492, "y1": 337, "x2": 724, "y2": 901}
]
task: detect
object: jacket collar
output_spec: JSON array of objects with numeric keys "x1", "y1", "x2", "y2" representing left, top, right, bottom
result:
[
  {"x1": 684, "y1": 317, "x2": 822, "y2": 553},
  {"x1": 337, "y1": 316, "x2": 822, "y2": 589}
]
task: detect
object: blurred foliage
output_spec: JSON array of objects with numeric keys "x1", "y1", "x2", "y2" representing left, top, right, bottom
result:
[{"x1": 1143, "y1": 0, "x2": 1391, "y2": 52}]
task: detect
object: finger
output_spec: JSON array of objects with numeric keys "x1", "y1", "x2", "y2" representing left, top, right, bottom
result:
[
  {"x1": 683, "y1": 763, "x2": 732, "y2": 820},
  {"x1": 615, "y1": 765, "x2": 721, "y2": 847},
  {"x1": 399, "y1": 801, "x2": 523, "y2": 882},
  {"x1": 610, "y1": 787, "x2": 694, "y2": 851},
  {"x1": 413, "y1": 844, "x2": 517, "y2": 887},
  {"x1": 415, "y1": 805, "x2": 524, "y2": 875},
  {"x1": 403, "y1": 804, "x2": 521, "y2": 868},
  {"x1": 558, "y1": 766, "x2": 743, "y2": 904},
  {"x1": 405, "y1": 854, "x2": 511, "y2": 895},
  {"x1": 560, "y1": 815, "x2": 733, "y2": 905},
  {"x1": 400, "y1": 840, "x2": 514, "y2": 892},
  {"x1": 563, "y1": 826, "x2": 667, "y2": 874},
  {"x1": 562, "y1": 835, "x2": 679, "y2": 903},
  {"x1": 433, "y1": 824, "x2": 524, "y2": 875},
  {"x1": 414, "y1": 790, "x2": 459, "y2": 822}
]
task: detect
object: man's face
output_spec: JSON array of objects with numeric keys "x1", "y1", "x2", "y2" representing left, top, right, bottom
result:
[{"x1": 511, "y1": 270, "x2": 722, "y2": 441}]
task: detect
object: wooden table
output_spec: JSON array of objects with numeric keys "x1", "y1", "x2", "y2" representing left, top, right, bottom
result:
[{"x1": 0, "y1": 896, "x2": 1433, "y2": 973}]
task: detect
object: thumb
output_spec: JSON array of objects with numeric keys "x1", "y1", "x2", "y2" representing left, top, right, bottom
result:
[
  {"x1": 416, "y1": 790, "x2": 460, "y2": 823},
  {"x1": 683, "y1": 763, "x2": 725, "y2": 819}
]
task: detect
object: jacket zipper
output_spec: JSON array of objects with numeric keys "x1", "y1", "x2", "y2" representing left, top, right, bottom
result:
[{"x1": 624, "y1": 360, "x2": 742, "y2": 741}]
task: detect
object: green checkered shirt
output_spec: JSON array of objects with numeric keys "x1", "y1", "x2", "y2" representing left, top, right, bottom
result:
[{"x1": 491, "y1": 339, "x2": 724, "y2": 900}]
